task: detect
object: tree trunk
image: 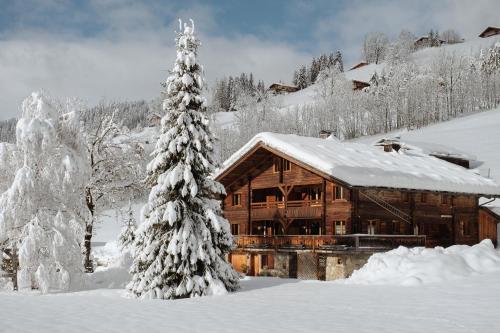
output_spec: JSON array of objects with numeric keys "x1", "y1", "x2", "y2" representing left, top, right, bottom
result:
[
  {"x1": 84, "y1": 187, "x2": 95, "y2": 273},
  {"x1": 83, "y1": 223, "x2": 94, "y2": 273}
]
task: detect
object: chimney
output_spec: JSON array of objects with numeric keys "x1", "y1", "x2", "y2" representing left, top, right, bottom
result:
[{"x1": 319, "y1": 130, "x2": 333, "y2": 139}]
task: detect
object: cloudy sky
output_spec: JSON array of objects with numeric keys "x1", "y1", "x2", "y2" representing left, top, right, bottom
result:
[{"x1": 0, "y1": 0, "x2": 499, "y2": 120}]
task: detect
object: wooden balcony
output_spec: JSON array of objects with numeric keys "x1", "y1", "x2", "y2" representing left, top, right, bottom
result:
[
  {"x1": 251, "y1": 200, "x2": 323, "y2": 220},
  {"x1": 233, "y1": 234, "x2": 427, "y2": 251}
]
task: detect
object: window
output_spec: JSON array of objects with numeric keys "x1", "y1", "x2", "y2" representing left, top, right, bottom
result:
[
  {"x1": 401, "y1": 192, "x2": 409, "y2": 202},
  {"x1": 441, "y1": 195, "x2": 449, "y2": 205},
  {"x1": 307, "y1": 187, "x2": 321, "y2": 201},
  {"x1": 392, "y1": 220, "x2": 401, "y2": 234},
  {"x1": 261, "y1": 254, "x2": 269, "y2": 269},
  {"x1": 420, "y1": 193, "x2": 427, "y2": 203},
  {"x1": 367, "y1": 220, "x2": 378, "y2": 235},
  {"x1": 460, "y1": 220, "x2": 470, "y2": 236},
  {"x1": 231, "y1": 224, "x2": 240, "y2": 235},
  {"x1": 232, "y1": 193, "x2": 242, "y2": 206},
  {"x1": 273, "y1": 159, "x2": 280, "y2": 173},
  {"x1": 334, "y1": 186, "x2": 345, "y2": 200},
  {"x1": 283, "y1": 159, "x2": 291, "y2": 172},
  {"x1": 334, "y1": 221, "x2": 346, "y2": 235},
  {"x1": 273, "y1": 158, "x2": 291, "y2": 173}
]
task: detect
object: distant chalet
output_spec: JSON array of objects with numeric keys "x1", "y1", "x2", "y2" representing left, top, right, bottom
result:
[
  {"x1": 268, "y1": 83, "x2": 300, "y2": 94},
  {"x1": 216, "y1": 132, "x2": 500, "y2": 280},
  {"x1": 414, "y1": 36, "x2": 446, "y2": 48},
  {"x1": 479, "y1": 26, "x2": 500, "y2": 38}
]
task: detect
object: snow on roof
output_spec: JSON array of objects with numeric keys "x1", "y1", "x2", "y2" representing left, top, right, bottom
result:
[
  {"x1": 376, "y1": 138, "x2": 478, "y2": 162},
  {"x1": 217, "y1": 132, "x2": 500, "y2": 196},
  {"x1": 344, "y1": 63, "x2": 384, "y2": 83}
]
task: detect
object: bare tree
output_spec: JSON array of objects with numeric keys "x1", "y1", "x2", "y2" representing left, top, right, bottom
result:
[
  {"x1": 363, "y1": 32, "x2": 389, "y2": 64},
  {"x1": 82, "y1": 112, "x2": 145, "y2": 272},
  {"x1": 441, "y1": 29, "x2": 463, "y2": 44}
]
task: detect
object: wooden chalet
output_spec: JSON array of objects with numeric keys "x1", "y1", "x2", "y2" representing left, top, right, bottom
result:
[
  {"x1": 148, "y1": 113, "x2": 162, "y2": 127},
  {"x1": 352, "y1": 80, "x2": 370, "y2": 91},
  {"x1": 216, "y1": 132, "x2": 500, "y2": 280},
  {"x1": 349, "y1": 62, "x2": 369, "y2": 71},
  {"x1": 414, "y1": 36, "x2": 446, "y2": 48},
  {"x1": 479, "y1": 26, "x2": 500, "y2": 38},
  {"x1": 268, "y1": 83, "x2": 300, "y2": 94},
  {"x1": 479, "y1": 206, "x2": 499, "y2": 246}
]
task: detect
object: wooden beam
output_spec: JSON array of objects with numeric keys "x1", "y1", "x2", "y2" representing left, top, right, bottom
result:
[
  {"x1": 322, "y1": 180, "x2": 327, "y2": 235},
  {"x1": 247, "y1": 176, "x2": 252, "y2": 235}
]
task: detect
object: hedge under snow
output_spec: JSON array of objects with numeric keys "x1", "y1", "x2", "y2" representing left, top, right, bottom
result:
[{"x1": 344, "y1": 239, "x2": 500, "y2": 286}]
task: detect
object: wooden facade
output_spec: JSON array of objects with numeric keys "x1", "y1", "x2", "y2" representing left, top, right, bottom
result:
[
  {"x1": 217, "y1": 142, "x2": 499, "y2": 278},
  {"x1": 479, "y1": 207, "x2": 499, "y2": 246},
  {"x1": 268, "y1": 83, "x2": 300, "y2": 94},
  {"x1": 352, "y1": 80, "x2": 370, "y2": 91}
]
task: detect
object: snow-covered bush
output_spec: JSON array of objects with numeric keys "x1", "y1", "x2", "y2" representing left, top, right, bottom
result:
[{"x1": 128, "y1": 20, "x2": 239, "y2": 300}]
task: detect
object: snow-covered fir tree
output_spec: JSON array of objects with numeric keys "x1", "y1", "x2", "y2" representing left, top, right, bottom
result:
[
  {"x1": 118, "y1": 201, "x2": 137, "y2": 252},
  {"x1": 128, "y1": 19, "x2": 239, "y2": 299}
]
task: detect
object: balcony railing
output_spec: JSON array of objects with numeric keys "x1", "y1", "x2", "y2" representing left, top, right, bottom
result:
[
  {"x1": 251, "y1": 200, "x2": 322, "y2": 209},
  {"x1": 250, "y1": 200, "x2": 323, "y2": 220},
  {"x1": 233, "y1": 234, "x2": 427, "y2": 251}
]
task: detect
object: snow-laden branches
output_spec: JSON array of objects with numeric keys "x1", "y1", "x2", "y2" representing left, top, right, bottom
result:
[{"x1": 0, "y1": 91, "x2": 87, "y2": 293}]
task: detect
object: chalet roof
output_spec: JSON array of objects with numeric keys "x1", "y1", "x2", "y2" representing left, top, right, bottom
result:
[
  {"x1": 479, "y1": 26, "x2": 500, "y2": 38},
  {"x1": 375, "y1": 138, "x2": 478, "y2": 162},
  {"x1": 215, "y1": 132, "x2": 500, "y2": 197},
  {"x1": 344, "y1": 63, "x2": 383, "y2": 84},
  {"x1": 415, "y1": 36, "x2": 446, "y2": 43},
  {"x1": 481, "y1": 206, "x2": 500, "y2": 220},
  {"x1": 349, "y1": 61, "x2": 368, "y2": 71}
]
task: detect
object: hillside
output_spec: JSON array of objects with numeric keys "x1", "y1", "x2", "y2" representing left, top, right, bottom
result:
[
  {"x1": 272, "y1": 34, "x2": 500, "y2": 110},
  {"x1": 353, "y1": 107, "x2": 500, "y2": 183}
]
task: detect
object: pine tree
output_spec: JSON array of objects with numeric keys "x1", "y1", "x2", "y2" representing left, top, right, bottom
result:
[
  {"x1": 118, "y1": 201, "x2": 136, "y2": 251},
  {"x1": 128, "y1": 19, "x2": 239, "y2": 300},
  {"x1": 334, "y1": 50, "x2": 344, "y2": 72}
]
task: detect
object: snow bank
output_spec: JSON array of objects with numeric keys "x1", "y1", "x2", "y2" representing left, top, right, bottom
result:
[{"x1": 344, "y1": 240, "x2": 500, "y2": 286}]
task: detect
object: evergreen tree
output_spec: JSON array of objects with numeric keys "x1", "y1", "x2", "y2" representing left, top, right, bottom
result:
[
  {"x1": 128, "y1": 20, "x2": 239, "y2": 300},
  {"x1": 334, "y1": 50, "x2": 344, "y2": 72},
  {"x1": 118, "y1": 201, "x2": 137, "y2": 251},
  {"x1": 297, "y1": 65, "x2": 308, "y2": 89}
]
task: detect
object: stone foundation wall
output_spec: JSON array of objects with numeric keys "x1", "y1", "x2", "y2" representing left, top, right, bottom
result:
[
  {"x1": 325, "y1": 253, "x2": 371, "y2": 280},
  {"x1": 261, "y1": 252, "x2": 296, "y2": 278}
]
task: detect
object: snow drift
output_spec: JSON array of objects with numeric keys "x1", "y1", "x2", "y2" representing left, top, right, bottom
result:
[{"x1": 344, "y1": 240, "x2": 500, "y2": 286}]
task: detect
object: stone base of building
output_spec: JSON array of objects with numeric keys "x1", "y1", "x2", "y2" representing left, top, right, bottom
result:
[{"x1": 229, "y1": 250, "x2": 373, "y2": 281}]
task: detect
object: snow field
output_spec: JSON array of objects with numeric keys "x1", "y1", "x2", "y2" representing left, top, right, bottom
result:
[{"x1": 1, "y1": 271, "x2": 500, "y2": 333}]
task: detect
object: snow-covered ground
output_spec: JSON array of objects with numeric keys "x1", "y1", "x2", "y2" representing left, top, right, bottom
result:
[{"x1": 1, "y1": 269, "x2": 500, "y2": 332}]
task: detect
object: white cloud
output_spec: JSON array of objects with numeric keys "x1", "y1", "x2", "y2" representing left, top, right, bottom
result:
[
  {"x1": 1, "y1": 0, "x2": 498, "y2": 120},
  {"x1": 0, "y1": 4, "x2": 311, "y2": 120},
  {"x1": 0, "y1": 0, "x2": 311, "y2": 119}
]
